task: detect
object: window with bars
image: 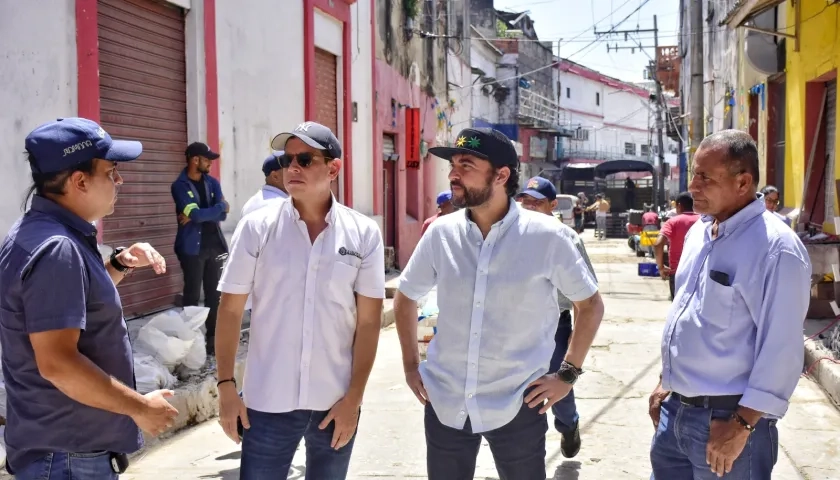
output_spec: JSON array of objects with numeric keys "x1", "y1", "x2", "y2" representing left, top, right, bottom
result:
[{"x1": 624, "y1": 142, "x2": 636, "y2": 155}]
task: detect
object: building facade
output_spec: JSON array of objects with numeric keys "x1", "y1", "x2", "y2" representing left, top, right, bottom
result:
[{"x1": 1, "y1": 0, "x2": 374, "y2": 317}]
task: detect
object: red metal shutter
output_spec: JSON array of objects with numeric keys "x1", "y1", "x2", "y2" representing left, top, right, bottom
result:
[
  {"x1": 314, "y1": 48, "x2": 340, "y2": 198},
  {"x1": 98, "y1": 0, "x2": 187, "y2": 318}
]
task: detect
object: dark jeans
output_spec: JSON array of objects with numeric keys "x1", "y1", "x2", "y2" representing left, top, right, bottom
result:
[
  {"x1": 549, "y1": 310, "x2": 578, "y2": 434},
  {"x1": 424, "y1": 400, "x2": 547, "y2": 480},
  {"x1": 13, "y1": 452, "x2": 116, "y2": 480},
  {"x1": 650, "y1": 395, "x2": 778, "y2": 479},
  {"x1": 240, "y1": 408, "x2": 358, "y2": 480},
  {"x1": 178, "y1": 245, "x2": 225, "y2": 340}
]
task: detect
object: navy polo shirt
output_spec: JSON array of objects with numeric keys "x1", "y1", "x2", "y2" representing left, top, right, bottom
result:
[{"x1": 0, "y1": 196, "x2": 142, "y2": 472}]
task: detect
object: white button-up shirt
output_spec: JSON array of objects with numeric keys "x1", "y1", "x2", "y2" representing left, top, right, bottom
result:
[
  {"x1": 398, "y1": 200, "x2": 598, "y2": 432},
  {"x1": 241, "y1": 185, "x2": 288, "y2": 217},
  {"x1": 218, "y1": 198, "x2": 385, "y2": 413}
]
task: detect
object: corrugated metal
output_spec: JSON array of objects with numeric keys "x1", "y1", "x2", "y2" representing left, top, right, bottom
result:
[
  {"x1": 383, "y1": 135, "x2": 395, "y2": 156},
  {"x1": 314, "y1": 48, "x2": 340, "y2": 198},
  {"x1": 98, "y1": 0, "x2": 187, "y2": 318},
  {"x1": 825, "y1": 81, "x2": 837, "y2": 221}
]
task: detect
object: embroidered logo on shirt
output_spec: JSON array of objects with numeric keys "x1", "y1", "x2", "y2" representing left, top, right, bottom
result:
[{"x1": 338, "y1": 247, "x2": 362, "y2": 260}]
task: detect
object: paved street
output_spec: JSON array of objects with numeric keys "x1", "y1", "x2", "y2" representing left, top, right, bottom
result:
[{"x1": 124, "y1": 232, "x2": 840, "y2": 480}]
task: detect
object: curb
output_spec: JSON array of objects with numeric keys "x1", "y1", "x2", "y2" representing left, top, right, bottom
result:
[{"x1": 804, "y1": 337, "x2": 840, "y2": 406}]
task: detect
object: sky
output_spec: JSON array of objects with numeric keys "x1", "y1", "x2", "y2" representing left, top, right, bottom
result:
[{"x1": 493, "y1": 0, "x2": 681, "y2": 83}]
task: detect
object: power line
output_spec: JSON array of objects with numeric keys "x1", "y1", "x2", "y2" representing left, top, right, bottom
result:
[{"x1": 565, "y1": 0, "x2": 652, "y2": 60}]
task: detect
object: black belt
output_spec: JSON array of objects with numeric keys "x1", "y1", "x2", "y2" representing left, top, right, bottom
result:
[{"x1": 673, "y1": 393, "x2": 742, "y2": 409}]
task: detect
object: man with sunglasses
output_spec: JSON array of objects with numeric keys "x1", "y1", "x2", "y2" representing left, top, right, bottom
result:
[
  {"x1": 214, "y1": 122, "x2": 385, "y2": 480},
  {"x1": 171, "y1": 141, "x2": 229, "y2": 356}
]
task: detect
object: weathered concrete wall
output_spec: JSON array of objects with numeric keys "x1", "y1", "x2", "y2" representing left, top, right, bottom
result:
[
  {"x1": 351, "y1": 0, "x2": 376, "y2": 217},
  {"x1": 0, "y1": 0, "x2": 77, "y2": 236}
]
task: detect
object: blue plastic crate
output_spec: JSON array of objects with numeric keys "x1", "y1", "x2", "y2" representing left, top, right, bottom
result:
[{"x1": 638, "y1": 262, "x2": 659, "y2": 277}]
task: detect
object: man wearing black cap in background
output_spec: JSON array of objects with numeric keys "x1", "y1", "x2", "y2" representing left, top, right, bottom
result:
[
  {"x1": 241, "y1": 152, "x2": 289, "y2": 218},
  {"x1": 394, "y1": 128, "x2": 604, "y2": 479},
  {"x1": 516, "y1": 176, "x2": 597, "y2": 458},
  {"x1": 171, "y1": 141, "x2": 229, "y2": 356}
]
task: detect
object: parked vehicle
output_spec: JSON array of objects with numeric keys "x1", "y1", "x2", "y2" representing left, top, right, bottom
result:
[{"x1": 553, "y1": 194, "x2": 578, "y2": 229}]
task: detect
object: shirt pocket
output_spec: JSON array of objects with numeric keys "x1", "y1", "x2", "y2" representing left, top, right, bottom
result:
[
  {"x1": 330, "y1": 261, "x2": 359, "y2": 306},
  {"x1": 698, "y1": 277, "x2": 735, "y2": 329}
]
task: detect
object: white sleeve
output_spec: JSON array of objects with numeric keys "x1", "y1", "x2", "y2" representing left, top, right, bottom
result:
[
  {"x1": 397, "y1": 226, "x2": 438, "y2": 301},
  {"x1": 217, "y1": 215, "x2": 263, "y2": 295},
  {"x1": 549, "y1": 229, "x2": 598, "y2": 302},
  {"x1": 354, "y1": 225, "x2": 386, "y2": 299}
]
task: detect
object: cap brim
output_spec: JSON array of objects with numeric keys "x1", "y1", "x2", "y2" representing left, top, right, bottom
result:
[
  {"x1": 205, "y1": 150, "x2": 220, "y2": 160},
  {"x1": 517, "y1": 189, "x2": 547, "y2": 200},
  {"x1": 102, "y1": 140, "x2": 143, "y2": 162},
  {"x1": 428, "y1": 146, "x2": 489, "y2": 161},
  {"x1": 271, "y1": 132, "x2": 326, "y2": 151}
]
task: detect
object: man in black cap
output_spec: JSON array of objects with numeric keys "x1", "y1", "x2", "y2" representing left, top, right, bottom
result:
[
  {"x1": 241, "y1": 152, "x2": 288, "y2": 218},
  {"x1": 215, "y1": 122, "x2": 384, "y2": 479},
  {"x1": 394, "y1": 128, "x2": 604, "y2": 479},
  {"x1": 171, "y1": 141, "x2": 229, "y2": 355}
]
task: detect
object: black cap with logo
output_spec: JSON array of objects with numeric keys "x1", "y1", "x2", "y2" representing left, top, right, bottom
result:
[
  {"x1": 185, "y1": 142, "x2": 220, "y2": 160},
  {"x1": 428, "y1": 128, "x2": 519, "y2": 170}
]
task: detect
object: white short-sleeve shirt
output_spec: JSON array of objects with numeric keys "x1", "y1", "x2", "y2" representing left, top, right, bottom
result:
[{"x1": 218, "y1": 198, "x2": 385, "y2": 413}]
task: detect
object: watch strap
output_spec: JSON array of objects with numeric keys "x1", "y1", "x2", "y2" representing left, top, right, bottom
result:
[{"x1": 110, "y1": 247, "x2": 132, "y2": 273}]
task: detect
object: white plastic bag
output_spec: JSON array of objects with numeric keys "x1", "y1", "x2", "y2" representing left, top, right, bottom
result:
[
  {"x1": 135, "y1": 325, "x2": 193, "y2": 370},
  {"x1": 182, "y1": 334, "x2": 207, "y2": 371},
  {"x1": 182, "y1": 306, "x2": 210, "y2": 331},
  {"x1": 134, "y1": 353, "x2": 177, "y2": 394},
  {"x1": 147, "y1": 312, "x2": 194, "y2": 341}
]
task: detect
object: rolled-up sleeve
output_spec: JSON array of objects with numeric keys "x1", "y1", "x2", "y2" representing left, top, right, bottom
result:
[
  {"x1": 217, "y1": 215, "x2": 262, "y2": 295},
  {"x1": 549, "y1": 230, "x2": 598, "y2": 302},
  {"x1": 397, "y1": 226, "x2": 437, "y2": 301},
  {"x1": 22, "y1": 238, "x2": 88, "y2": 333},
  {"x1": 355, "y1": 226, "x2": 386, "y2": 299},
  {"x1": 741, "y1": 251, "x2": 811, "y2": 418}
]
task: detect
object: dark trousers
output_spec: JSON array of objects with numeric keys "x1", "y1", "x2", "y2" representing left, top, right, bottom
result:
[
  {"x1": 549, "y1": 310, "x2": 578, "y2": 434},
  {"x1": 424, "y1": 401, "x2": 547, "y2": 480},
  {"x1": 240, "y1": 408, "x2": 358, "y2": 480},
  {"x1": 650, "y1": 395, "x2": 778, "y2": 479},
  {"x1": 178, "y1": 245, "x2": 225, "y2": 340},
  {"x1": 668, "y1": 275, "x2": 675, "y2": 301}
]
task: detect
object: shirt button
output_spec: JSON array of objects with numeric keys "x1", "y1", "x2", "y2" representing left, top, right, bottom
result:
[
  {"x1": 476, "y1": 301, "x2": 481, "y2": 306},
  {"x1": 473, "y1": 332, "x2": 478, "y2": 337},
  {"x1": 460, "y1": 410, "x2": 465, "y2": 415},
  {"x1": 470, "y1": 363, "x2": 476, "y2": 368},
  {"x1": 468, "y1": 393, "x2": 473, "y2": 398}
]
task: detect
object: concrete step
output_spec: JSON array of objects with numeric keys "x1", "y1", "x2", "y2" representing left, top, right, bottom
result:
[{"x1": 385, "y1": 271, "x2": 401, "y2": 299}]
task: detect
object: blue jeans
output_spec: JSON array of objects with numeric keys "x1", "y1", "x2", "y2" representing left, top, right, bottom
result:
[
  {"x1": 240, "y1": 408, "x2": 358, "y2": 480},
  {"x1": 13, "y1": 452, "x2": 116, "y2": 480},
  {"x1": 650, "y1": 395, "x2": 779, "y2": 479},
  {"x1": 549, "y1": 310, "x2": 579, "y2": 434}
]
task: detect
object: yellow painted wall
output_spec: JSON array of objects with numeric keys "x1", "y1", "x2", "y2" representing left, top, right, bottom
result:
[{"x1": 784, "y1": 0, "x2": 840, "y2": 222}]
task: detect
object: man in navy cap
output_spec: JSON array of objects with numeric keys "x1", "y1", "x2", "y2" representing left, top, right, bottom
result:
[
  {"x1": 241, "y1": 151, "x2": 289, "y2": 218},
  {"x1": 171, "y1": 141, "x2": 230, "y2": 356},
  {"x1": 394, "y1": 127, "x2": 604, "y2": 479},
  {"x1": 0, "y1": 117, "x2": 178, "y2": 478},
  {"x1": 215, "y1": 121, "x2": 385, "y2": 479},
  {"x1": 421, "y1": 190, "x2": 456, "y2": 235},
  {"x1": 516, "y1": 176, "x2": 597, "y2": 459}
]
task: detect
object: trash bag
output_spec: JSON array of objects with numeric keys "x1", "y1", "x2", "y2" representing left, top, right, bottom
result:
[
  {"x1": 134, "y1": 325, "x2": 193, "y2": 371},
  {"x1": 182, "y1": 334, "x2": 207, "y2": 371},
  {"x1": 147, "y1": 312, "x2": 194, "y2": 341},
  {"x1": 134, "y1": 353, "x2": 177, "y2": 394},
  {"x1": 182, "y1": 306, "x2": 210, "y2": 331}
]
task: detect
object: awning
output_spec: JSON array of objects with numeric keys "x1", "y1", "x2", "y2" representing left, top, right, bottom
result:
[
  {"x1": 528, "y1": 162, "x2": 562, "y2": 173},
  {"x1": 723, "y1": 0, "x2": 785, "y2": 28},
  {"x1": 594, "y1": 159, "x2": 656, "y2": 177}
]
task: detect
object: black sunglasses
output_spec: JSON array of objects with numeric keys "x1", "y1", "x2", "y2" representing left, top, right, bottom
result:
[{"x1": 276, "y1": 152, "x2": 330, "y2": 169}]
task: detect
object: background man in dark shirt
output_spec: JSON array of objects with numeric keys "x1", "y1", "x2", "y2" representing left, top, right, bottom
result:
[{"x1": 171, "y1": 142, "x2": 229, "y2": 355}]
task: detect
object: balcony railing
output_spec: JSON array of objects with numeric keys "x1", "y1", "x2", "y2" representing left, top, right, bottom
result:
[{"x1": 517, "y1": 87, "x2": 572, "y2": 133}]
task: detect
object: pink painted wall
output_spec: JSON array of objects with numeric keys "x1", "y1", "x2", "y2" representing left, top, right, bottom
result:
[{"x1": 375, "y1": 59, "x2": 440, "y2": 268}]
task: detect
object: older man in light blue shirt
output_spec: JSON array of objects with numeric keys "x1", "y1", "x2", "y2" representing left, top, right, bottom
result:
[
  {"x1": 394, "y1": 128, "x2": 604, "y2": 480},
  {"x1": 649, "y1": 130, "x2": 811, "y2": 480}
]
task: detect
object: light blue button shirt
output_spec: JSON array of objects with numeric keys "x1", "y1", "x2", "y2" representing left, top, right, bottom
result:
[
  {"x1": 398, "y1": 200, "x2": 598, "y2": 433},
  {"x1": 661, "y1": 198, "x2": 812, "y2": 418}
]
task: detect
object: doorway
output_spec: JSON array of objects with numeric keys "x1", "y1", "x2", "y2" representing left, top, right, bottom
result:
[{"x1": 383, "y1": 134, "x2": 397, "y2": 248}]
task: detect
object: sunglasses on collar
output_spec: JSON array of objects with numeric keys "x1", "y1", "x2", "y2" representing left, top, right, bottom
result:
[{"x1": 276, "y1": 152, "x2": 332, "y2": 169}]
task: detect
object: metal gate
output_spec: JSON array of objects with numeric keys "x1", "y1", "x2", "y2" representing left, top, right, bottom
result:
[
  {"x1": 98, "y1": 0, "x2": 188, "y2": 318},
  {"x1": 825, "y1": 81, "x2": 836, "y2": 222},
  {"x1": 314, "y1": 48, "x2": 340, "y2": 199}
]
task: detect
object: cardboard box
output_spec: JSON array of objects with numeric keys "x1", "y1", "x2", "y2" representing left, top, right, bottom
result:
[
  {"x1": 812, "y1": 282, "x2": 836, "y2": 301},
  {"x1": 807, "y1": 298, "x2": 836, "y2": 319}
]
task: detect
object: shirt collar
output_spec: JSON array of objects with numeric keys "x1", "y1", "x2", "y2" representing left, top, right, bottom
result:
[
  {"x1": 464, "y1": 198, "x2": 520, "y2": 236},
  {"x1": 29, "y1": 195, "x2": 98, "y2": 238},
  {"x1": 262, "y1": 185, "x2": 288, "y2": 198},
  {"x1": 701, "y1": 196, "x2": 765, "y2": 238},
  {"x1": 287, "y1": 194, "x2": 338, "y2": 224}
]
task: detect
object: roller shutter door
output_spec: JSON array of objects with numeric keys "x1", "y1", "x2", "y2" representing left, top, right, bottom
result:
[{"x1": 98, "y1": 0, "x2": 188, "y2": 318}]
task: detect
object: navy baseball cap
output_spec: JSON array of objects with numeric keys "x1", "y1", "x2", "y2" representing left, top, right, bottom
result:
[
  {"x1": 24, "y1": 117, "x2": 142, "y2": 174},
  {"x1": 262, "y1": 151, "x2": 284, "y2": 176},
  {"x1": 518, "y1": 176, "x2": 556, "y2": 200},
  {"x1": 436, "y1": 191, "x2": 452, "y2": 206},
  {"x1": 428, "y1": 128, "x2": 519, "y2": 169},
  {"x1": 270, "y1": 121, "x2": 342, "y2": 159},
  {"x1": 185, "y1": 142, "x2": 220, "y2": 160}
]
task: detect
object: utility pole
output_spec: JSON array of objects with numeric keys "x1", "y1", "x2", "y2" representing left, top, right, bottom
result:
[
  {"x1": 599, "y1": 17, "x2": 668, "y2": 209},
  {"x1": 689, "y1": 0, "x2": 704, "y2": 176}
]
